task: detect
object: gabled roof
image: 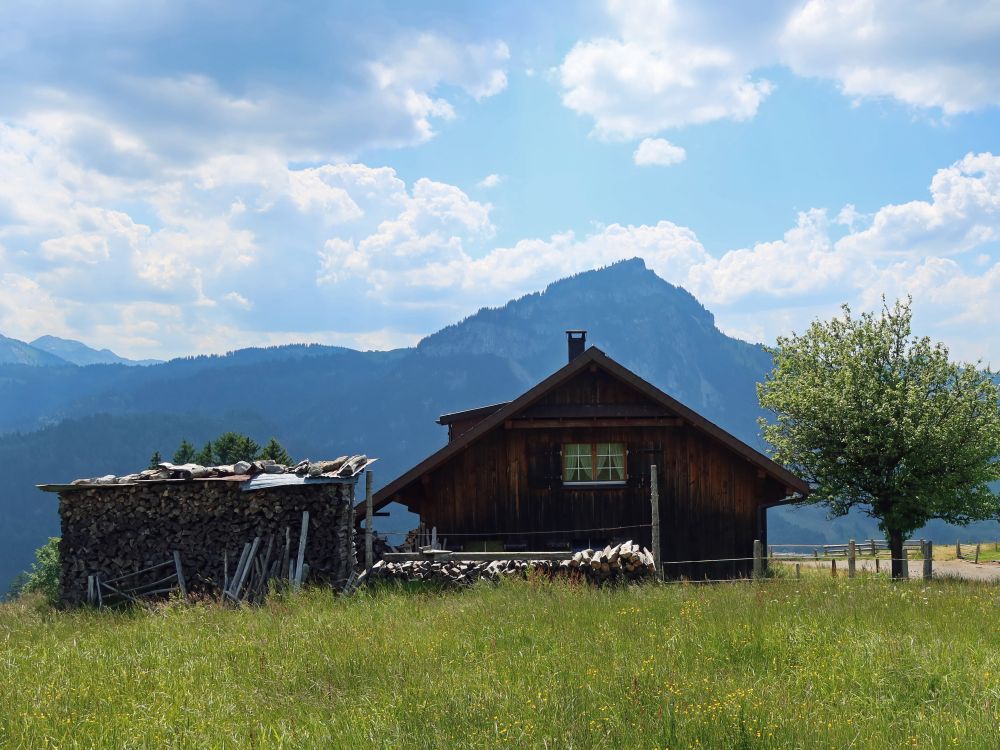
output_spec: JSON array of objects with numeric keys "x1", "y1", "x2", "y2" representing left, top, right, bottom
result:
[
  {"x1": 436, "y1": 402, "x2": 509, "y2": 426},
  {"x1": 369, "y1": 347, "x2": 809, "y2": 513}
]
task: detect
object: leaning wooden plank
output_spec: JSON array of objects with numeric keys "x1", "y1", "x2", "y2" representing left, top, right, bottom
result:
[
  {"x1": 294, "y1": 511, "x2": 310, "y2": 589},
  {"x1": 283, "y1": 526, "x2": 291, "y2": 581},
  {"x1": 98, "y1": 581, "x2": 143, "y2": 606},
  {"x1": 173, "y1": 551, "x2": 187, "y2": 598},
  {"x1": 101, "y1": 559, "x2": 174, "y2": 585},
  {"x1": 129, "y1": 572, "x2": 180, "y2": 592},
  {"x1": 232, "y1": 537, "x2": 261, "y2": 601},
  {"x1": 227, "y1": 542, "x2": 252, "y2": 599},
  {"x1": 251, "y1": 536, "x2": 275, "y2": 600}
]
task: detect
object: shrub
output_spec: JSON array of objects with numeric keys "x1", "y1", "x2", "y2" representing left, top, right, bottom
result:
[{"x1": 14, "y1": 537, "x2": 61, "y2": 606}]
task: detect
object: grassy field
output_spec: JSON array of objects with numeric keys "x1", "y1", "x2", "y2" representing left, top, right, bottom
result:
[{"x1": 1, "y1": 577, "x2": 998, "y2": 749}]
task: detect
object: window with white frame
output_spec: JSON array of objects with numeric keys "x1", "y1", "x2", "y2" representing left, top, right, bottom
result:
[{"x1": 562, "y1": 442, "x2": 626, "y2": 483}]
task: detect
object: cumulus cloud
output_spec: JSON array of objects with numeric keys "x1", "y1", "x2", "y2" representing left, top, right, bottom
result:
[
  {"x1": 782, "y1": 0, "x2": 1000, "y2": 115},
  {"x1": 559, "y1": 1, "x2": 785, "y2": 139},
  {"x1": 633, "y1": 138, "x2": 686, "y2": 166},
  {"x1": 2, "y1": 89, "x2": 998, "y2": 364},
  {"x1": 560, "y1": 1, "x2": 1000, "y2": 142},
  {"x1": 0, "y1": 5, "x2": 510, "y2": 164},
  {"x1": 477, "y1": 174, "x2": 503, "y2": 189}
]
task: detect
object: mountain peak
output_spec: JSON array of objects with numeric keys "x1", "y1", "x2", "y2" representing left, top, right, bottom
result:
[
  {"x1": 0, "y1": 333, "x2": 70, "y2": 366},
  {"x1": 29, "y1": 335, "x2": 162, "y2": 367},
  {"x1": 418, "y1": 257, "x2": 718, "y2": 363}
]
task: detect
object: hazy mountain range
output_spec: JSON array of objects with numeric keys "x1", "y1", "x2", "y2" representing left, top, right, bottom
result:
[
  {"x1": 0, "y1": 333, "x2": 161, "y2": 367},
  {"x1": 1, "y1": 258, "x2": 996, "y2": 587}
]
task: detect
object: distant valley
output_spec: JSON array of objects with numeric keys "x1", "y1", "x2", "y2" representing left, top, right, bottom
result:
[{"x1": 1, "y1": 258, "x2": 996, "y2": 587}]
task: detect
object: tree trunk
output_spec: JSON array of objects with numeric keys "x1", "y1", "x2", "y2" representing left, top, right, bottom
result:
[{"x1": 888, "y1": 527, "x2": 905, "y2": 579}]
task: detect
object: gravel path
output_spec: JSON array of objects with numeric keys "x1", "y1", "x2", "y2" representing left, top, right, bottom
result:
[{"x1": 779, "y1": 557, "x2": 1000, "y2": 582}]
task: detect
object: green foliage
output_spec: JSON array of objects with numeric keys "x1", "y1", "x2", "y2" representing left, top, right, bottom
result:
[
  {"x1": 193, "y1": 441, "x2": 213, "y2": 466},
  {"x1": 174, "y1": 433, "x2": 291, "y2": 466},
  {"x1": 758, "y1": 298, "x2": 1000, "y2": 544},
  {"x1": 172, "y1": 439, "x2": 195, "y2": 465},
  {"x1": 211, "y1": 432, "x2": 261, "y2": 464},
  {"x1": 147, "y1": 450, "x2": 162, "y2": 469},
  {"x1": 12, "y1": 537, "x2": 61, "y2": 606},
  {"x1": 0, "y1": 579, "x2": 997, "y2": 747},
  {"x1": 259, "y1": 437, "x2": 293, "y2": 465}
]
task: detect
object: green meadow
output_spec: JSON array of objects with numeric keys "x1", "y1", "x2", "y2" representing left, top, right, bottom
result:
[{"x1": 1, "y1": 577, "x2": 997, "y2": 749}]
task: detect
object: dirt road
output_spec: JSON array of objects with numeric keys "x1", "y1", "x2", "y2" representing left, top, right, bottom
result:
[{"x1": 779, "y1": 558, "x2": 1000, "y2": 582}]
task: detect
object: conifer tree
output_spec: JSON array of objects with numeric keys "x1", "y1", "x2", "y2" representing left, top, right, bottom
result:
[
  {"x1": 260, "y1": 437, "x2": 293, "y2": 465},
  {"x1": 173, "y1": 439, "x2": 196, "y2": 465}
]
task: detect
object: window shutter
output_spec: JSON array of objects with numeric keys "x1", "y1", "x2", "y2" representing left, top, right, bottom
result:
[
  {"x1": 528, "y1": 443, "x2": 561, "y2": 490},
  {"x1": 626, "y1": 445, "x2": 642, "y2": 489},
  {"x1": 546, "y1": 443, "x2": 562, "y2": 488},
  {"x1": 627, "y1": 444, "x2": 660, "y2": 489}
]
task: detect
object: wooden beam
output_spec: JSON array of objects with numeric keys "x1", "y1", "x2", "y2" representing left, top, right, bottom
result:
[{"x1": 505, "y1": 417, "x2": 683, "y2": 429}]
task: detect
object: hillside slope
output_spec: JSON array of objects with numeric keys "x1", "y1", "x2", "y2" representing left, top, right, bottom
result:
[
  {"x1": 30, "y1": 335, "x2": 162, "y2": 366},
  {"x1": 0, "y1": 334, "x2": 68, "y2": 366},
  {"x1": 1, "y1": 259, "x2": 996, "y2": 585}
]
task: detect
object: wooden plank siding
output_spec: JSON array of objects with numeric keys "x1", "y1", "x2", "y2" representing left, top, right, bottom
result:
[{"x1": 395, "y1": 366, "x2": 790, "y2": 578}]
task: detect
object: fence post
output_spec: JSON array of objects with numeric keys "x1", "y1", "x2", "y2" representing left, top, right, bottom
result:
[
  {"x1": 831, "y1": 559, "x2": 837, "y2": 577},
  {"x1": 956, "y1": 540, "x2": 962, "y2": 559},
  {"x1": 364, "y1": 470, "x2": 374, "y2": 573},
  {"x1": 795, "y1": 563, "x2": 800, "y2": 580},
  {"x1": 875, "y1": 557, "x2": 880, "y2": 574},
  {"x1": 869, "y1": 539, "x2": 877, "y2": 556},
  {"x1": 431, "y1": 526, "x2": 438, "y2": 550},
  {"x1": 975, "y1": 543, "x2": 981, "y2": 564},
  {"x1": 753, "y1": 539, "x2": 763, "y2": 579},
  {"x1": 923, "y1": 540, "x2": 933, "y2": 581},
  {"x1": 848, "y1": 539, "x2": 856, "y2": 578},
  {"x1": 650, "y1": 465, "x2": 661, "y2": 579},
  {"x1": 901, "y1": 548, "x2": 909, "y2": 579}
]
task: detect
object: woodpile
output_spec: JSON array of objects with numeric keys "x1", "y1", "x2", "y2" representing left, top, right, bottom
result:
[
  {"x1": 359, "y1": 541, "x2": 656, "y2": 587},
  {"x1": 57, "y1": 478, "x2": 357, "y2": 605}
]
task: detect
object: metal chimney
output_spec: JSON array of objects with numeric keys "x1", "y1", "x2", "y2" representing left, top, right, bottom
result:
[{"x1": 566, "y1": 330, "x2": 586, "y2": 362}]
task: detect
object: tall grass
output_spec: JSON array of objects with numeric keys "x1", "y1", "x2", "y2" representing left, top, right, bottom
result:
[{"x1": 0, "y1": 577, "x2": 997, "y2": 749}]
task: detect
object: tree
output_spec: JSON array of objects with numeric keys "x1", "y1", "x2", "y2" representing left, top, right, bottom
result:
[
  {"x1": 11, "y1": 537, "x2": 61, "y2": 605},
  {"x1": 194, "y1": 441, "x2": 214, "y2": 466},
  {"x1": 170, "y1": 432, "x2": 291, "y2": 467},
  {"x1": 173, "y1": 439, "x2": 196, "y2": 465},
  {"x1": 212, "y1": 432, "x2": 261, "y2": 464},
  {"x1": 758, "y1": 298, "x2": 1000, "y2": 578},
  {"x1": 148, "y1": 451, "x2": 162, "y2": 469},
  {"x1": 259, "y1": 437, "x2": 293, "y2": 465}
]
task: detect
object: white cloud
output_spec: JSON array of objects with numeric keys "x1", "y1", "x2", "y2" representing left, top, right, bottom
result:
[
  {"x1": 559, "y1": 1, "x2": 782, "y2": 139},
  {"x1": 782, "y1": 0, "x2": 1000, "y2": 115},
  {"x1": 2, "y1": 99, "x2": 998, "y2": 365},
  {"x1": 633, "y1": 138, "x2": 686, "y2": 166},
  {"x1": 0, "y1": 8, "x2": 510, "y2": 164},
  {"x1": 477, "y1": 173, "x2": 503, "y2": 189},
  {"x1": 560, "y1": 1, "x2": 1000, "y2": 143}
]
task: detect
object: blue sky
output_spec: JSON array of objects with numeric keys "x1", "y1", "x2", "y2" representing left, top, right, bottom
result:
[{"x1": 0, "y1": 0, "x2": 998, "y2": 363}]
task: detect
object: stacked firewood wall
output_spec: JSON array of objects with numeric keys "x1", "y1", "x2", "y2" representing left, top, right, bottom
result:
[{"x1": 58, "y1": 481, "x2": 356, "y2": 605}]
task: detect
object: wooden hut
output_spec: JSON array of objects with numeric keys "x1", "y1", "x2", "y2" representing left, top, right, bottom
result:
[{"x1": 371, "y1": 332, "x2": 808, "y2": 578}]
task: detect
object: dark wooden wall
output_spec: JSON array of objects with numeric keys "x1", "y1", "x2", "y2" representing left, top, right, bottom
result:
[{"x1": 399, "y1": 367, "x2": 788, "y2": 578}]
